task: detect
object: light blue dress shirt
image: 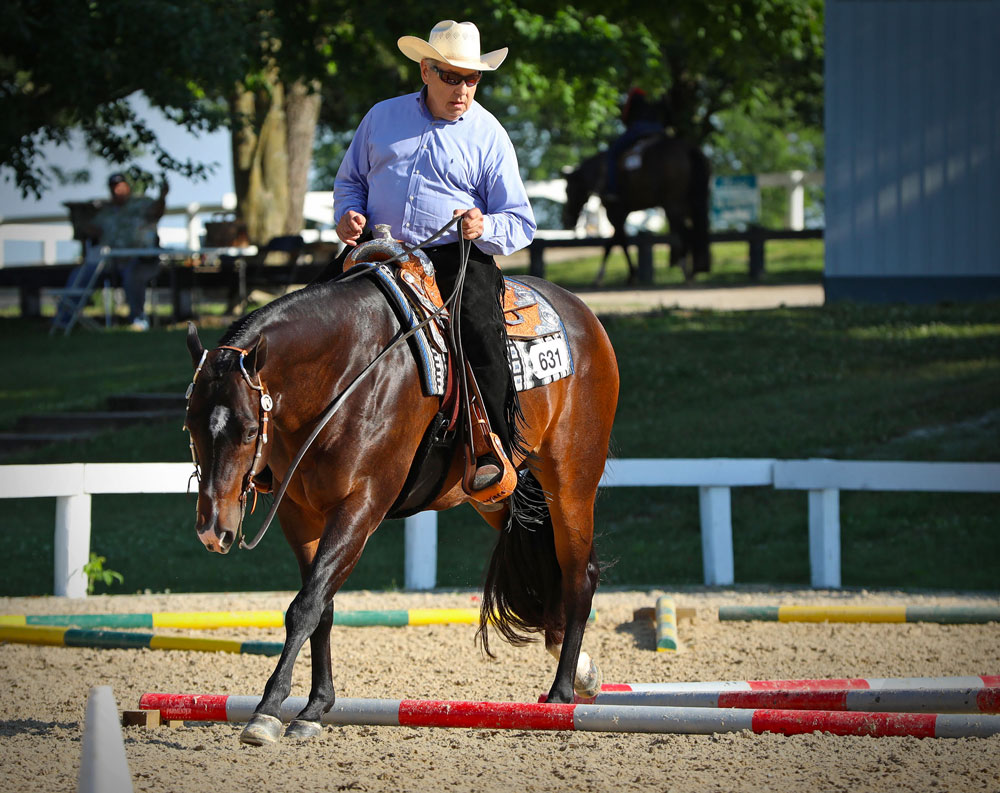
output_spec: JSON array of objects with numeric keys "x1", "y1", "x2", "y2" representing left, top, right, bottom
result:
[{"x1": 334, "y1": 89, "x2": 536, "y2": 257}]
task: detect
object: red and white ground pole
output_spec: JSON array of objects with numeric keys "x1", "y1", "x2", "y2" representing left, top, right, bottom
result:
[
  {"x1": 139, "y1": 693, "x2": 1000, "y2": 739},
  {"x1": 566, "y1": 674, "x2": 1000, "y2": 712}
]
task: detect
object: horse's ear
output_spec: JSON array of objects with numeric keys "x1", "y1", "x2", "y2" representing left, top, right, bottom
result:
[
  {"x1": 186, "y1": 322, "x2": 204, "y2": 367},
  {"x1": 245, "y1": 334, "x2": 268, "y2": 376}
]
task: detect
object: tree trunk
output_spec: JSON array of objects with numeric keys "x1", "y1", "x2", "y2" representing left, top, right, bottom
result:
[
  {"x1": 230, "y1": 75, "x2": 289, "y2": 247},
  {"x1": 284, "y1": 80, "x2": 322, "y2": 236},
  {"x1": 230, "y1": 75, "x2": 322, "y2": 246}
]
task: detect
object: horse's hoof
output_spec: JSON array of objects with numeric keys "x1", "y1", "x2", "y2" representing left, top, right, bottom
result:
[
  {"x1": 284, "y1": 719, "x2": 323, "y2": 740},
  {"x1": 240, "y1": 713, "x2": 283, "y2": 746},
  {"x1": 575, "y1": 657, "x2": 603, "y2": 699}
]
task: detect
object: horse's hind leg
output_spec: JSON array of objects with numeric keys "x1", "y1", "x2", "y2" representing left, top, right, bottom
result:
[
  {"x1": 543, "y1": 547, "x2": 602, "y2": 698},
  {"x1": 539, "y1": 489, "x2": 602, "y2": 704},
  {"x1": 665, "y1": 208, "x2": 692, "y2": 281}
]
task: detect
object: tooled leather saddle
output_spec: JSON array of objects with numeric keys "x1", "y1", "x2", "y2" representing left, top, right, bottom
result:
[{"x1": 342, "y1": 230, "x2": 573, "y2": 515}]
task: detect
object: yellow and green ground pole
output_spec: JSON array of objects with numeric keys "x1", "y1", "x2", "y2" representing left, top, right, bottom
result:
[
  {"x1": 0, "y1": 625, "x2": 282, "y2": 655},
  {"x1": 0, "y1": 608, "x2": 597, "y2": 631},
  {"x1": 718, "y1": 605, "x2": 1000, "y2": 624},
  {"x1": 655, "y1": 596, "x2": 679, "y2": 652}
]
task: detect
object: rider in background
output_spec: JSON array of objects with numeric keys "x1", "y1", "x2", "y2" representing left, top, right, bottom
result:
[
  {"x1": 604, "y1": 87, "x2": 667, "y2": 201},
  {"x1": 334, "y1": 19, "x2": 536, "y2": 493}
]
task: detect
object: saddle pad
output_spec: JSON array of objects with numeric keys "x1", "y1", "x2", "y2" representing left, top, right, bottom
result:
[
  {"x1": 624, "y1": 135, "x2": 659, "y2": 170},
  {"x1": 503, "y1": 277, "x2": 574, "y2": 392},
  {"x1": 365, "y1": 262, "x2": 449, "y2": 397},
  {"x1": 357, "y1": 265, "x2": 573, "y2": 396}
]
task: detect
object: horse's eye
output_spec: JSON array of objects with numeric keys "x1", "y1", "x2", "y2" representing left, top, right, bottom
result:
[{"x1": 245, "y1": 427, "x2": 259, "y2": 443}]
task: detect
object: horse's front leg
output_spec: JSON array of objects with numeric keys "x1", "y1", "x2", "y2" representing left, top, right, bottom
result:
[
  {"x1": 621, "y1": 243, "x2": 638, "y2": 286},
  {"x1": 282, "y1": 598, "x2": 335, "y2": 739},
  {"x1": 240, "y1": 505, "x2": 373, "y2": 746},
  {"x1": 593, "y1": 243, "x2": 614, "y2": 287}
]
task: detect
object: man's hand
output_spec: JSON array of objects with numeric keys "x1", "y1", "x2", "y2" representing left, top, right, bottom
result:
[
  {"x1": 453, "y1": 207, "x2": 484, "y2": 240},
  {"x1": 337, "y1": 210, "x2": 367, "y2": 246}
]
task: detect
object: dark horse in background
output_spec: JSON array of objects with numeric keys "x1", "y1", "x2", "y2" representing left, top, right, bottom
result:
[
  {"x1": 183, "y1": 248, "x2": 619, "y2": 745},
  {"x1": 562, "y1": 135, "x2": 712, "y2": 285}
]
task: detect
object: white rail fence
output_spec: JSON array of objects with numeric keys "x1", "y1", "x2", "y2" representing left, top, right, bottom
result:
[{"x1": 1, "y1": 458, "x2": 996, "y2": 598}]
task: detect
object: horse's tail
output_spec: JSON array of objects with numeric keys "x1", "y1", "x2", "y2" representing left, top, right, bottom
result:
[
  {"x1": 687, "y1": 145, "x2": 712, "y2": 273},
  {"x1": 477, "y1": 470, "x2": 563, "y2": 656}
]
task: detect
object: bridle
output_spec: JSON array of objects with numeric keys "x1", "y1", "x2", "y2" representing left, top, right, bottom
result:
[{"x1": 183, "y1": 344, "x2": 273, "y2": 548}]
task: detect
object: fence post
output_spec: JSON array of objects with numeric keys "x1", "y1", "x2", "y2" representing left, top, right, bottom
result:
[
  {"x1": 404, "y1": 511, "x2": 438, "y2": 590},
  {"x1": 748, "y1": 225, "x2": 765, "y2": 280},
  {"x1": 20, "y1": 287, "x2": 42, "y2": 318},
  {"x1": 788, "y1": 170, "x2": 805, "y2": 231},
  {"x1": 636, "y1": 232, "x2": 654, "y2": 285},
  {"x1": 186, "y1": 203, "x2": 202, "y2": 249},
  {"x1": 698, "y1": 486, "x2": 735, "y2": 585},
  {"x1": 808, "y1": 488, "x2": 841, "y2": 588},
  {"x1": 54, "y1": 493, "x2": 92, "y2": 598},
  {"x1": 528, "y1": 240, "x2": 546, "y2": 278}
]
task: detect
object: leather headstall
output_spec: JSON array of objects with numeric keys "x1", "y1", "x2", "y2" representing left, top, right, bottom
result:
[{"x1": 183, "y1": 344, "x2": 273, "y2": 522}]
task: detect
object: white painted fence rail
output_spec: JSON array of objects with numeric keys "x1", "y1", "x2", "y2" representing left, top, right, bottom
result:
[
  {"x1": 1, "y1": 458, "x2": 997, "y2": 597},
  {"x1": 773, "y1": 460, "x2": 1000, "y2": 588}
]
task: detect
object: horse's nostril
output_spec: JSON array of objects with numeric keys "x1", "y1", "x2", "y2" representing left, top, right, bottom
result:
[{"x1": 219, "y1": 530, "x2": 235, "y2": 549}]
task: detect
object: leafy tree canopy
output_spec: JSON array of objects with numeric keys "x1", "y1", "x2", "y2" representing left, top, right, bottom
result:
[{"x1": 1, "y1": 0, "x2": 823, "y2": 199}]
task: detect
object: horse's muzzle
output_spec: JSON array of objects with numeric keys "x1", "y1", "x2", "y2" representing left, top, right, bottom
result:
[{"x1": 197, "y1": 526, "x2": 235, "y2": 554}]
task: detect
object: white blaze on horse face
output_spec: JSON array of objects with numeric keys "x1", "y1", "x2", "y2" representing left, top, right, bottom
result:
[{"x1": 209, "y1": 405, "x2": 231, "y2": 439}]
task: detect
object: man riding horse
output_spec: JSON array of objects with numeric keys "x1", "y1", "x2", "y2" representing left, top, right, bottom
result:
[{"x1": 334, "y1": 19, "x2": 536, "y2": 496}]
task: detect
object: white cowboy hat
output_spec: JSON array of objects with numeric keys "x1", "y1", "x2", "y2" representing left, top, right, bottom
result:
[{"x1": 398, "y1": 20, "x2": 508, "y2": 72}]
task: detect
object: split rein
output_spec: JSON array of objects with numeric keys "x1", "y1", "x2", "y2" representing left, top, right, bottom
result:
[{"x1": 183, "y1": 216, "x2": 473, "y2": 551}]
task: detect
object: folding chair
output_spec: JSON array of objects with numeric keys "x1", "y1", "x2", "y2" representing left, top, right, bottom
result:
[{"x1": 49, "y1": 243, "x2": 113, "y2": 336}]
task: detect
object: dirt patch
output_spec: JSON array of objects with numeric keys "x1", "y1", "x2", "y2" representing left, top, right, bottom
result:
[{"x1": 1, "y1": 587, "x2": 998, "y2": 793}]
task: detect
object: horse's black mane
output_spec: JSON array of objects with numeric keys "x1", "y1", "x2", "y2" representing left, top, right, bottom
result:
[{"x1": 218, "y1": 269, "x2": 359, "y2": 348}]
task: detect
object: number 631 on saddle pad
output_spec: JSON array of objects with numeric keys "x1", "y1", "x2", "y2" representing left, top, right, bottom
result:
[{"x1": 502, "y1": 277, "x2": 574, "y2": 392}]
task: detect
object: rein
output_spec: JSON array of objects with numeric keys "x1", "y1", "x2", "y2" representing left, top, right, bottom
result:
[{"x1": 187, "y1": 216, "x2": 472, "y2": 551}]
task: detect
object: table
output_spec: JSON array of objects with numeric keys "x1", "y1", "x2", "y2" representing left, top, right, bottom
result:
[{"x1": 93, "y1": 245, "x2": 258, "y2": 323}]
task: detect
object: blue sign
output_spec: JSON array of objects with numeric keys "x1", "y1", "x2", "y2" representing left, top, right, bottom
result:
[{"x1": 711, "y1": 175, "x2": 760, "y2": 229}]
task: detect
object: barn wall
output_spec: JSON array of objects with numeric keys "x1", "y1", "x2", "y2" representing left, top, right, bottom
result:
[{"x1": 824, "y1": 0, "x2": 1000, "y2": 302}]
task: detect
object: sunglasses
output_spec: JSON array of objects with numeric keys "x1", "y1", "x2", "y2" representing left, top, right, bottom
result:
[{"x1": 430, "y1": 64, "x2": 482, "y2": 87}]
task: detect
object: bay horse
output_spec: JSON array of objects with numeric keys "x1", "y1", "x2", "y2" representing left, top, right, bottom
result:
[
  {"x1": 183, "y1": 247, "x2": 619, "y2": 745},
  {"x1": 562, "y1": 135, "x2": 712, "y2": 286}
]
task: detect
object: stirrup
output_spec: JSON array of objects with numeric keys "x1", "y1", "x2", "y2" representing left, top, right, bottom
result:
[
  {"x1": 464, "y1": 431, "x2": 517, "y2": 504},
  {"x1": 472, "y1": 455, "x2": 504, "y2": 491}
]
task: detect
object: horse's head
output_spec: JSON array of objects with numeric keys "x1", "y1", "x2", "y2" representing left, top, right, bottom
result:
[
  {"x1": 184, "y1": 324, "x2": 271, "y2": 554},
  {"x1": 561, "y1": 165, "x2": 590, "y2": 231}
]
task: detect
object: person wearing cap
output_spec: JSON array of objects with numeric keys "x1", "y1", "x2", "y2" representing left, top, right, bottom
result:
[
  {"x1": 334, "y1": 19, "x2": 536, "y2": 494},
  {"x1": 66, "y1": 173, "x2": 169, "y2": 330}
]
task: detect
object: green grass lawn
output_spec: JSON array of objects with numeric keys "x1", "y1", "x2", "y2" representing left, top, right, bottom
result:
[
  {"x1": 508, "y1": 238, "x2": 824, "y2": 288},
  {"x1": 1, "y1": 245, "x2": 998, "y2": 596}
]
